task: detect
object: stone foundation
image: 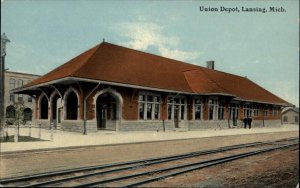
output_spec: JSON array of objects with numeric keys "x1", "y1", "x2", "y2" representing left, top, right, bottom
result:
[{"x1": 35, "y1": 119, "x2": 283, "y2": 133}]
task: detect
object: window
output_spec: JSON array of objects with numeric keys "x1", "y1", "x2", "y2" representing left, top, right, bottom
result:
[
  {"x1": 6, "y1": 105, "x2": 16, "y2": 119},
  {"x1": 194, "y1": 98, "x2": 202, "y2": 120},
  {"x1": 272, "y1": 106, "x2": 279, "y2": 116},
  {"x1": 138, "y1": 94, "x2": 160, "y2": 120},
  {"x1": 17, "y1": 79, "x2": 24, "y2": 102},
  {"x1": 243, "y1": 104, "x2": 252, "y2": 118},
  {"x1": 283, "y1": 116, "x2": 288, "y2": 122},
  {"x1": 23, "y1": 108, "x2": 33, "y2": 121},
  {"x1": 167, "y1": 96, "x2": 186, "y2": 120},
  {"x1": 28, "y1": 96, "x2": 32, "y2": 102},
  {"x1": 263, "y1": 108, "x2": 269, "y2": 117},
  {"x1": 208, "y1": 99, "x2": 218, "y2": 120},
  {"x1": 9, "y1": 78, "x2": 15, "y2": 89},
  {"x1": 17, "y1": 79, "x2": 23, "y2": 87},
  {"x1": 295, "y1": 116, "x2": 298, "y2": 123},
  {"x1": 229, "y1": 102, "x2": 239, "y2": 120},
  {"x1": 252, "y1": 104, "x2": 259, "y2": 117},
  {"x1": 18, "y1": 94, "x2": 23, "y2": 102},
  {"x1": 218, "y1": 101, "x2": 225, "y2": 120},
  {"x1": 9, "y1": 94, "x2": 15, "y2": 102}
]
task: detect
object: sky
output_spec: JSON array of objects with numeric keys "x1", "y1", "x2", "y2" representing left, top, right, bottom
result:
[{"x1": 1, "y1": 0, "x2": 299, "y2": 106}]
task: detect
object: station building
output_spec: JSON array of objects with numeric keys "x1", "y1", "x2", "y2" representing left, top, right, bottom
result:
[{"x1": 13, "y1": 42, "x2": 292, "y2": 133}]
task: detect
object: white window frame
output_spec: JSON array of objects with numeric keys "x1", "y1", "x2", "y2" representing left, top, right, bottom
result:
[
  {"x1": 229, "y1": 102, "x2": 240, "y2": 120},
  {"x1": 138, "y1": 92, "x2": 161, "y2": 120},
  {"x1": 167, "y1": 95, "x2": 187, "y2": 120},
  {"x1": 218, "y1": 100, "x2": 225, "y2": 120},
  {"x1": 193, "y1": 97, "x2": 203, "y2": 120},
  {"x1": 208, "y1": 98, "x2": 218, "y2": 120},
  {"x1": 243, "y1": 103, "x2": 252, "y2": 118},
  {"x1": 252, "y1": 104, "x2": 259, "y2": 117},
  {"x1": 272, "y1": 106, "x2": 279, "y2": 116},
  {"x1": 263, "y1": 107, "x2": 269, "y2": 117}
]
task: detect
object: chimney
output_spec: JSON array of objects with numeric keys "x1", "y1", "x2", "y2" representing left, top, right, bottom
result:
[{"x1": 206, "y1": 61, "x2": 215, "y2": 70}]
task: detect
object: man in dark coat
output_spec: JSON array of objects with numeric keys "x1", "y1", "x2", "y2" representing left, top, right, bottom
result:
[
  {"x1": 248, "y1": 117, "x2": 252, "y2": 129},
  {"x1": 243, "y1": 118, "x2": 247, "y2": 129}
]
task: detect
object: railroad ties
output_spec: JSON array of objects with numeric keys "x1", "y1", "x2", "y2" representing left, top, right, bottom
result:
[{"x1": 0, "y1": 137, "x2": 298, "y2": 187}]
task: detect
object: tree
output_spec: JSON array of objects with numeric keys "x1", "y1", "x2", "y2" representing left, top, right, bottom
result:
[{"x1": 13, "y1": 100, "x2": 26, "y2": 142}]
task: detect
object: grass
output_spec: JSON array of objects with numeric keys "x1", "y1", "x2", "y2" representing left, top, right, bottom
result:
[{"x1": 0, "y1": 135, "x2": 46, "y2": 143}]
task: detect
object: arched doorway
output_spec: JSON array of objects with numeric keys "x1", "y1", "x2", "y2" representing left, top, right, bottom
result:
[
  {"x1": 66, "y1": 91, "x2": 78, "y2": 120},
  {"x1": 96, "y1": 93, "x2": 118, "y2": 130},
  {"x1": 40, "y1": 95, "x2": 49, "y2": 119}
]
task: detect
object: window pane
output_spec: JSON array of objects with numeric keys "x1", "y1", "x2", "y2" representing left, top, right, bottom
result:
[
  {"x1": 154, "y1": 104, "x2": 159, "y2": 119},
  {"x1": 209, "y1": 105, "x2": 214, "y2": 120},
  {"x1": 218, "y1": 107, "x2": 224, "y2": 120},
  {"x1": 195, "y1": 106, "x2": 201, "y2": 120},
  {"x1": 195, "y1": 99, "x2": 201, "y2": 104},
  {"x1": 181, "y1": 99, "x2": 185, "y2": 104},
  {"x1": 147, "y1": 103, "x2": 152, "y2": 120},
  {"x1": 174, "y1": 98, "x2": 179, "y2": 104},
  {"x1": 139, "y1": 103, "x2": 144, "y2": 120},
  {"x1": 9, "y1": 79, "x2": 15, "y2": 89},
  {"x1": 154, "y1": 96, "x2": 159, "y2": 102},
  {"x1": 167, "y1": 97, "x2": 172, "y2": 103},
  {"x1": 181, "y1": 105, "x2": 185, "y2": 120},
  {"x1": 18, "y1": 79, "x2": 23, "y2": 87},
  {"x1": 168, "y1": 104, "x2": 172, "y2": 120},
  {"x1": 139, "y1": 95, "x2": 145, "y2": 101},
  {"x1": 9, "y1": 95, "x2": 15, "y2": 102},
  {"x1": 147, "y1": 96, "x2": 153, "y2": 102}
]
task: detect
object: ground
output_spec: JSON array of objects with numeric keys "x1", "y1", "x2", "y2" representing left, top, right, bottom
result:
[
  {"x1": 143, "y1": 144, "x2": 299, "y2": 187},
  {"x1": 0, "y1": 136, "x2": 45, "y2": 143},
  {"x1": 0, "y1": 131, "x2": 298, "y2": 187}
]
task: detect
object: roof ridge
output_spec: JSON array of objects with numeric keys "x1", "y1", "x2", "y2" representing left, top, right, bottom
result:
[{"x1": 103, "y1": 42, "x2": 201, "y2": 69}]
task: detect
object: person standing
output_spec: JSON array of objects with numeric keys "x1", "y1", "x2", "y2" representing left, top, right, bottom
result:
[
  {"x1": 248, "y1": 117, "x2": 252, "y2": 129},
  {"x1": 243, "y1": 118, "x2": 247, "y2": 129}
]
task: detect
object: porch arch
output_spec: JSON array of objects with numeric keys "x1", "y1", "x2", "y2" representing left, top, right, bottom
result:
[
  {"x1": 63, "y1": 87, "x2": 80, "y2": 120},
  {"x1": 38, "y1": 94, "x2": 49, "y2": 119},
  {"x1": 93, "y1": 88, "x2": 123, "y2": 121}
]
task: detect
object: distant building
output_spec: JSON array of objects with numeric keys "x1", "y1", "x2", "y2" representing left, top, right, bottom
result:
[
  {"x1": 4, "y1": 71, "x2": 40, "y2": 125},
  {"x1": 13, "y1": 42, "x2": 292, "y2": 133},
  {"x1": 282, "y1": 107, "x2": 299, "y2": 124}
]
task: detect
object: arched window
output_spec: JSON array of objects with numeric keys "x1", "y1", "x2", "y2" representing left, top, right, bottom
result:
[
  {"x1": 66, "y1": 91, "x2": 78, "y2": 120},
  {"x1": 24, "y1": 108, "x2": 33, "y2": 121},
  {"x1": 40, "y1": 95, "x2": 49, "y2": 119},
  {"x1": 6, "y1": 105, "x2": 16, "y2": 119}
]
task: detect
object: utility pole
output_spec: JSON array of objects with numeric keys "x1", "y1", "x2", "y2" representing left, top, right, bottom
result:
[{"x1": 1, "y1": 33, "x2": 10, "y2": 137}]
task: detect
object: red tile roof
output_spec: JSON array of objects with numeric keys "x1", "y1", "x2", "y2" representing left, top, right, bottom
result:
[{"x1": 24, "y1": 42, "x2": 290, "y2": 105}]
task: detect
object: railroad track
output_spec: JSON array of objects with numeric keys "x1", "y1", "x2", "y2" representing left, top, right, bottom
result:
[{"x1": 0, "y1": 137, "x2": 298, "y2": 187}]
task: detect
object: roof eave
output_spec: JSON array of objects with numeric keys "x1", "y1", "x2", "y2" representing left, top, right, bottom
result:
[{"x1": 234, "y1": 97, "x2": 293, "y2": 107}]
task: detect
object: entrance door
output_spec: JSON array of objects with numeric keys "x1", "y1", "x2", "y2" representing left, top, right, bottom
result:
[
  {"x1": 174, "y1": 106, "x2": 179, "y2": 128},
  {"x1": 97, "y1": 105, "x2": 107, "y2": 129}
]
